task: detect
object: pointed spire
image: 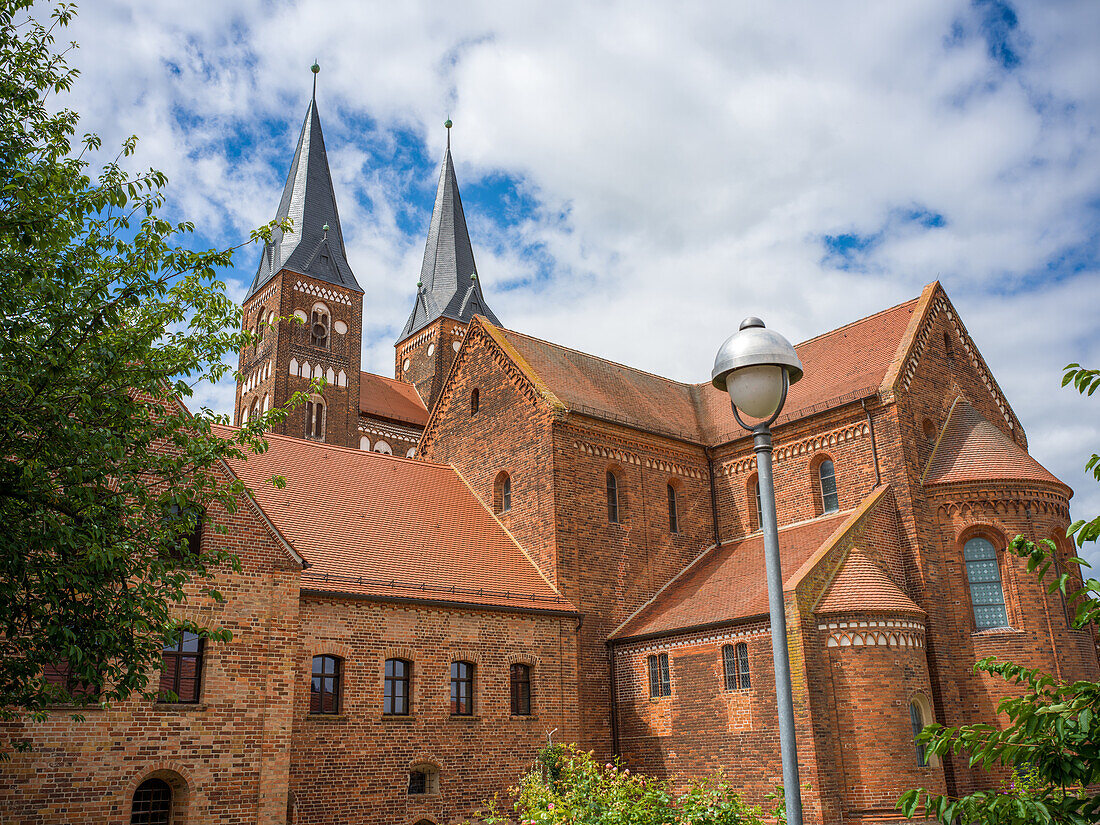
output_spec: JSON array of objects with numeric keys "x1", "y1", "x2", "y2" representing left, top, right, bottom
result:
[
  {"x1": 246, "y1": 64, "x2": 361, "y2": 299},
  {"x1": 399, "y1": 121, "x2": 500, "y2": 340}
]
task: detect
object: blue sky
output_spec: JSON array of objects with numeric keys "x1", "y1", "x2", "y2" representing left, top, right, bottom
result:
[{"x1": 62, "y1": 0, "x2": 1100, "y2": 565}]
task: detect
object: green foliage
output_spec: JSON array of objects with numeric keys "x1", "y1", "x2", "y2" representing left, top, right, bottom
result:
[
  {"x1": 0, "y1": 0, "x2": 307, "y2": 728},
  {"x1": 482, "y1": 745, "x2": 765, "y2": 825},
  {"x1": 897, "y1": 364, "x2": 1100, "y2": 824}
]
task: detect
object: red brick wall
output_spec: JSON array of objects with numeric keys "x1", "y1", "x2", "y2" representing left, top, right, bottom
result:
[
  {"x1": 422, "y1": 324, "x2": 560, "y2": 584},
  {"x1": 237, "y1": 269, "x2": 364, "y2": 450},
  {"x1": 290, "y1": 596, "x2": 579, "y2": 824},
  {"x1": 395, "y1": 318, "x2": 466, "y2": 411},
  {"x1": 0, "y1": 493, "x2": 301, "y2": 824}
]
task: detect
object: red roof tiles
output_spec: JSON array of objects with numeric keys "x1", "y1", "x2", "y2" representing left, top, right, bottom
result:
[
  {"x1": 609, "y1": 510, "x2": 853, "y2": 641},
  {"x1": 358, "y1": 372, "x2": 428, "y2": 427},
  {"x1": 485, "y1": 294, "x2": 920, "y2": 446},
  {"x1": 923, "y1": 397, "x2": 1068, "y2": 491},
  {"x1": 217, "y1": 427, "x2": 572, "y2": 613},
  {"x1": 815, "y1": 550, "x2": 924, "y2": 616}
]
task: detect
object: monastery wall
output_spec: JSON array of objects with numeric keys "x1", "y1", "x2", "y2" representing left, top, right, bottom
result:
[{"x1": 289, "y1": 596, "x2": 579, "y2": 825}]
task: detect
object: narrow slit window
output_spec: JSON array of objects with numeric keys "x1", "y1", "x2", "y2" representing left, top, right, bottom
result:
[
  {"x1": 818, "y1": 459, "x2": 839, "y2": 514},
  {"x1": 910, "y1": 701, "x2": 928, "y2": 767},
  {"x1": 667, "y1": 483, "x2": 678, "y2": 533},
  {"x1": 607, "y1": 471, "x2": 620, "y2": 524},
  {"x1": 753, "y1": 478, "x2": 763, "y2": 530},
  {"x1": 470, "y1": 388, "x2": 479, "y2": 415}
]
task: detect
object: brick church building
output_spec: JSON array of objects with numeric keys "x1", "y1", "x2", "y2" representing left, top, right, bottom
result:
[{"x1": 2, "y1": 89, "x2": 1098, "y2": 825}]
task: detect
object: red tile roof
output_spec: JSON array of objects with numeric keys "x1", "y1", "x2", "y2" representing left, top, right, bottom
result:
[
  {"x1": 358, "y1": 372, "x2": 428, "y2": 427},
  {"x1": 216, "y1": 427, "x2": 572, "y2": 613},
  {"x1": 922, "y1": 397, "x2": 1068, "y2": 492},
  {"x1": 815, "y1": 550, "x2": 924, "y2": 616},
  {"x1": 609, "y1": 510, "x2": 853, "y2": 641},
  {"x1": 484, "y1": 294, "x2": 920, "y2": 446},
  {"x1": 694, "y1": 297, "x2": 920, "y2": 443}
]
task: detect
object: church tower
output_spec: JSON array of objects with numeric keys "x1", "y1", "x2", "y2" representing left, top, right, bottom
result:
[
  {"x1": 234, "y1": 66, "x2": 364, "y2": 448},
  {"x1": 395, "y1": 122, "x2": 500, "y2": 410}
]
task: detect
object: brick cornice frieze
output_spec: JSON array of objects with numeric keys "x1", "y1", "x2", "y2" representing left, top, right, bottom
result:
[
  {"x1": 924, "y1": 483, "x2": 1070, "y2": 521},
  {"x1": 717, "y1": 420, "x2": 872, "y2": 477}
]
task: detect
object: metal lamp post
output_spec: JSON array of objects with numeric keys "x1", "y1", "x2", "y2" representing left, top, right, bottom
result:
[{"x1": 712, "y1": 316, "x2": 805, "y2": 825}]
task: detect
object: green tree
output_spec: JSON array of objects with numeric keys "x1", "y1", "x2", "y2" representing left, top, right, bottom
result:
[
  {"x1": 897, "y1": 365, "x2": 1100, "y2": 825},
  {"x1": 0, "y1": 0, "x2": 306, "y2": 726}
]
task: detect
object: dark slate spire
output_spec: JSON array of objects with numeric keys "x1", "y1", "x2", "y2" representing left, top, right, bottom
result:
[
  {"x1": 399, "y1": 122, "x2": 500, "y2": 340},
  {"x1": 246, "y1": 66, "x2": 361, "y2": 298}
]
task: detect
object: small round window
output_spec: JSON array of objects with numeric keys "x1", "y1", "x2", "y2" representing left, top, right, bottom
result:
[
  {"x1": 403, "y1": 358, "x2": 410, "y2": 372},
  {"x1": 427, "y1": 343, "x2": 435, "y2": 357}
]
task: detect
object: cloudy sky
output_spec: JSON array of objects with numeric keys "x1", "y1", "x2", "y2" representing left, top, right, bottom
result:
[{"x1": 62, "y1": 0, "x2": 1099, "y2": 562}]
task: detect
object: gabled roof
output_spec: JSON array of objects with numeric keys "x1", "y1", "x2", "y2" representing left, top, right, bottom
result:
[
  {"x1": 359, "y1": 372, "x2": 428, "y2": 428},
  {"x1": 247, "y1": 95, "x2": 361, "y2": 299},
  {"x1": 399, "y1": 137, "x2": 500, "y2": 341},
  {"x1": 476, "y1": 294, "x2": 920, "y2": 446},
  {"x1": 218, "y1": 427, "x2": 573, "y2": 613},
  {"x1": 608, "y1": 509, "x2": 854, "y2": 641},
  {"x1": 922, "y1": 397, "x2": 1068, "y2": 492},
  {"x1": 815, "y1": 550, "x2": 924, "y2": 616}
]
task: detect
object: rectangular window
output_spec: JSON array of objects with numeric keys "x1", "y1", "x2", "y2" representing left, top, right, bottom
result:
[
  {"x1": 510, "y1": 663, "x2": 532, "y2": 715},
  {"x1": 722, "y1": 643, "x2": 750, "y2": 690},
  {"x1": 159, "y1": 631, "x2": 204, "y2": 704},
  {"x1": 909, "y1": 702, "x2": 928, "y2": 767},
  {"x1": 310, "y1": 655, "x2": 342, "y2": 715},
  {"x1": 451, "y1": 661, "x2": 474, "y2": 716},
  {"x1": 384, "y1": 658, "x2": 410, "y2": 716},
  {"x1": 667, "y1": 484, "x2": 678, "y2": 533},
  {"x1": 647, "y1": 653, "x2": 671, "y2": 698}
]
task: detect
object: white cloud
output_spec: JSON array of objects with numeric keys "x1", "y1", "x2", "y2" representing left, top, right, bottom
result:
[{"x1": 62, "y1": 0, "x2": 1100, "y2": 565}]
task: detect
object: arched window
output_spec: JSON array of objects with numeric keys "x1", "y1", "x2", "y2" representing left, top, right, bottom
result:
[
  {"x1": 606, "y1": 470, "x2": 621, "y2": 524},
  {"x1": 495, "y1": 472, "x2": 512, "y2": 514},
  {"x1": 373, "y1": 440, "x2": 392, "y2": 455},
  {"x1": 750, "y1": 475, "x2": 763, "y2": 530},
  {"x1": 254, "y1": 311, "x2": 266, "y2": 343},
  {"x1": 384, "y1": 658, "x2": 410, "y2": 716},
  {"x1": 158, "y1": 631, "x2": 203, "y2": 704},
  {"x1": 510, "y1": 663, "x2": 532, "y2": 716},
  {"x1": 250, "y1": 399, "x2": 260, "y2": 424},
  {"x1": 359, "y1": 436, "x2": 371, "y2": 450},
  {"x1": 310, "y1": 303, "x2": 330, "y2": 348},
  {"x1": 909, "y1": 697, "x2": 930, "y2": 767},
  {"x1": 310, "y1": 655, "x2": 342, "y2": 714},
  {"x1": 305, "y1": 398, "x2": 325, "y2": 441},
  {"x1": 722, "y1": 642, "x2": 751, "y2": 690},
  {"x1": 647, "y1": 652, "x2": 671, "y2": 698},
  {"x1": 406, "y1": 447, "x2": 417, "y2": 458},
  {"x1": 470, "y1": 387, "x2": 480, "y2": 415},
  {"x1": 408, "y1": 764, "x2": 439, "y2": 795},
  {"x1": 131, "y1": 777, "x2": 172, "y2": 824},
  {"x1": 964, "y1": 536, "x2": 1008, "y2": 629},
  {"x1": 667, "y1": 483, "x2": 678, "y2": 533},
  {"x1": 944, "y1": 331, "x2": 954, "y2": 360},
  {"x1": 818, "y1": 458, "x2": 839, "y2": 514},
  {"x1": 450, "y1": 661, "x2": 474, "y2": 716}
]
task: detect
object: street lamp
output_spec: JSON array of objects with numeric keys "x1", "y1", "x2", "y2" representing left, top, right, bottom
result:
[{"x1": 712, "y1": 316, "x2": 804, "y2": 825}]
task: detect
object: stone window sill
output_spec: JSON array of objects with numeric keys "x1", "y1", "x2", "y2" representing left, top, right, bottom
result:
[
  {"x1": 154, "y1": 702, "x2": 208, "y2": 712},
  {"x1": 970, "y1": 627, "x2": 1025, "y2": 638}
]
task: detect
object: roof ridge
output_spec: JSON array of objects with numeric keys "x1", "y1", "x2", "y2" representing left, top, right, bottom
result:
[
  {"x1": 213, "y1": 424, "x2": 447, "y2": 469},
  {"x1": 499, "y1": 326, "x2": 701, "y2": 392}
]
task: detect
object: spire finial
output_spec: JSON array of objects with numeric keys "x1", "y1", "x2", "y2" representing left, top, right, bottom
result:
[
  {"x1": 311, "y1": 61, "x2": 320, "y2": 99},
  {"x1": 444, "y1": 118, "x2": 452, "y2": 150}
]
